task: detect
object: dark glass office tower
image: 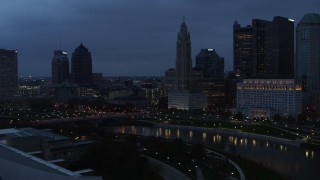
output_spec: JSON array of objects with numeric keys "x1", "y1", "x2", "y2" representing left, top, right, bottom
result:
[
  {"x1": 252, "y1": 19, "x2": 272, "y2": 78},
  {"x1": 196, "y1": 49, "x2": 224, "y2": 79},
  {"x1": 233, "y1": 21, "x2": 253, "y2": 78},
  {"x1": 0, "y1": 49, "x2": 18, "y2": 97},
  {"x1": 234, "y1": 16, "x2": 294, "y2": 79},
  {"x1": 51, "y1": 50, "x2": 69, "y2": 84},
  {"x1": 272, "y1": 16, "x2": 294, "y2": 79},
  {"x1": 71, "y1": 43, "x2": 93, "y2": 85}
]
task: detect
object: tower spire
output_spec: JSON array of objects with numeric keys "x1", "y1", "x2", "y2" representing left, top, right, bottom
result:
[
  {"x1": 183, "y1": 16, "x2": 185, "y2": 23},
  {"x1": 176, "y1": 18, "x2": 192, "y2": 90}
]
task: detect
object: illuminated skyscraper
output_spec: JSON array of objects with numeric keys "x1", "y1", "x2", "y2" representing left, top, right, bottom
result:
[
  {"x1": 0, "y1": 49, "x2": 18, "y2": 97},
  {"x1": 71, "y1": 43, "x2": 93, "y2": 85},
  {"x1": 51, "y1": 50, "x2": 69, "y2": 84}
]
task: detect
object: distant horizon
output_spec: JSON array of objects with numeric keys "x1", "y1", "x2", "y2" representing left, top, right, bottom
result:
[
  {"x1": 18, "y1": 75, "x2": 165, "y2": 79},
  {"x1": 1, "y1": 0, "x2": 318, "y2": 77}
]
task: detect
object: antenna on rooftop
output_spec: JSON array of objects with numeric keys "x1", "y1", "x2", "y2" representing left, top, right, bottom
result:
[{"x1": 59, "y1": 37, "x2": 62, "y2": 50}]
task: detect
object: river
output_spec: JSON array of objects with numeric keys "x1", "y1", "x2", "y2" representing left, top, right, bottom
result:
[{"x1": 112, "y1": 126, "x2": 319, "y2": 180}]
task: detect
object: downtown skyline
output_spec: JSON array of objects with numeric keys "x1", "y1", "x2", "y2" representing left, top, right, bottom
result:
[{"x1": 0, "y1": 0, "x2": 319, "y2": 77}]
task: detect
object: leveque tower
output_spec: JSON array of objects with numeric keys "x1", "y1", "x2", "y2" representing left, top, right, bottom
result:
[
  {"x1": 166, "y1": 19, "x2": 207, "y2": 110},
  {"x1": 175, "y1": 19, "x2": 192, "y2": 90}
]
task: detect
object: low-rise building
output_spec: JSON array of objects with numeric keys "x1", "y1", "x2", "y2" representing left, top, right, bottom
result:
[
  {"x1": 196, "y1": 79, "x2": 226, "y2": 107},
  {"x1": 168, "y1": 90, "x2": 207, "y2": 110},
  {"x1": 0, "y1": 128, "x2": 101, "y2": 180},
  {"x1": 237, "y1": 79, "x2": 302, "y2": 118},
  {"x1": 109, "y1": 96, "x2": 150, "y2": 109}
]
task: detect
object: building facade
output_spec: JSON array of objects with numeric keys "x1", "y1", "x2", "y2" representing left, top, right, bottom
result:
[
  {"x1": 168, "y1": 90, "x2": 207, "y2": 110},
  {"x1": 237, "y1": 79, "x2": 302, "y2": 118},
  {"x1": 196, "y1": 79, "x2": 225, "y2": 107},
  {"x1": 196, "y1": 49, "x2": 224, "y2": 79},
  {"x1": 52, "y1": 50, "x2": 69, "y2": 84},
  {"x1": 71, "y1": 43, "x2": 93, "y2": 85},
  {"x1": 0, "y1": 49, "x2": 18, "y2": 97}
]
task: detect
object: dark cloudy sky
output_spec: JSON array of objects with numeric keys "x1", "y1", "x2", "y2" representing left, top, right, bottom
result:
[{"x1": 0, "y1": 0, "x2": 319, "y2": 77}]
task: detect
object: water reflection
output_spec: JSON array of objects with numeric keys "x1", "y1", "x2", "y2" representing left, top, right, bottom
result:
[
  {"x1": 229, "y1": 136, "x2": 234, "y2": 144},
  {"x1": 252, "y1": 139, "x2": 256, "y2": 147},
  {"x1": 131, "y1": 126, "x2": 137, "y2": 135},
  {"x1": 165, "y1": 129, "x2": 169, "y2": 139},
  {"x1": 306, "y1": 150, "x2": 315, "y2": 159},
  {"x1": 202, "y1": 132, "x2": 207, "y2": 142},
  {"x1": 189, "y1": 131, "x2": 193, "y2": 140},
  {"x1": 113, "y1": 126, "x2": 319, "y2": 179},
  {"x1": 213, "y1": 134, "x2": 221, "y2": 144},
  {"x1": 234, "y1": 137, "x2": 238, "y2": 146}
]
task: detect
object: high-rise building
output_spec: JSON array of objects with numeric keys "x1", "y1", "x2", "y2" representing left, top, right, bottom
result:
[
  {"x1": 176, "y1": 19, "x2": 192, "y2": 90},
  {"x1": 51, "y1": 50, "x2": 69, "y2": 84},
  {"x1": 0, "y1": 49, "x2": 18, "y2": 97},
  {"x1": 71, "y1": 43, "x2": 93, "y2": 85},
  {"x1": 196, "y1": 48, "x2": 224, "y2": 79},
  {"x1": 234, "y1": 16, "x2": 294, "y2": 79},
  {"x1": 272, "y1": 17, "x2": 294, "y2": 79},
  {"x1": 166, "y1": 19, "x2": 207, "y2": 110},
  {"x1": 164, "y1": 68, "x2": 176, "y2": 96},
  {"x1": 252, "y1": 19, "x2": 273, "y2": 78},
  {"x1": 296, "y1": 13, "x2": 320, "y2": 93},
  {"x1": 233, "y1": 22, "x2": 253, "y2": 78}
]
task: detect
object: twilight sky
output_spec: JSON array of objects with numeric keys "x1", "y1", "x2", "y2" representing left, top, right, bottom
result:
[{"x1": 0, "y1": 0, "x2": 319, "y2": 77}]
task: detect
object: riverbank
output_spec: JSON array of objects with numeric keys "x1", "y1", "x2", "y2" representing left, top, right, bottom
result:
[{"x1": 118, "y1": 133, "x2": 288, "y2": 180}]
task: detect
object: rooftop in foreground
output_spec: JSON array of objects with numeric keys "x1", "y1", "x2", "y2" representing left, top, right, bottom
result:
[{"x1": 0, "y1": 127, "x2": 102, "y2": 180}]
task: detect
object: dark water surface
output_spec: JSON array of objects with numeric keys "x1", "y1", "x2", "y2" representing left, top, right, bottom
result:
[{"x1": 112, "y1": 126, "x2": 319, "y2": 180}]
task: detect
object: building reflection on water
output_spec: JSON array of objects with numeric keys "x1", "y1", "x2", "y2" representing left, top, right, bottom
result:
[
  {"x1": 305, "y1": 149, "x2": 315, "y2": 159},
  {"x1": 113, "y1": 126, "x2": 319, "y2": 180}
]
